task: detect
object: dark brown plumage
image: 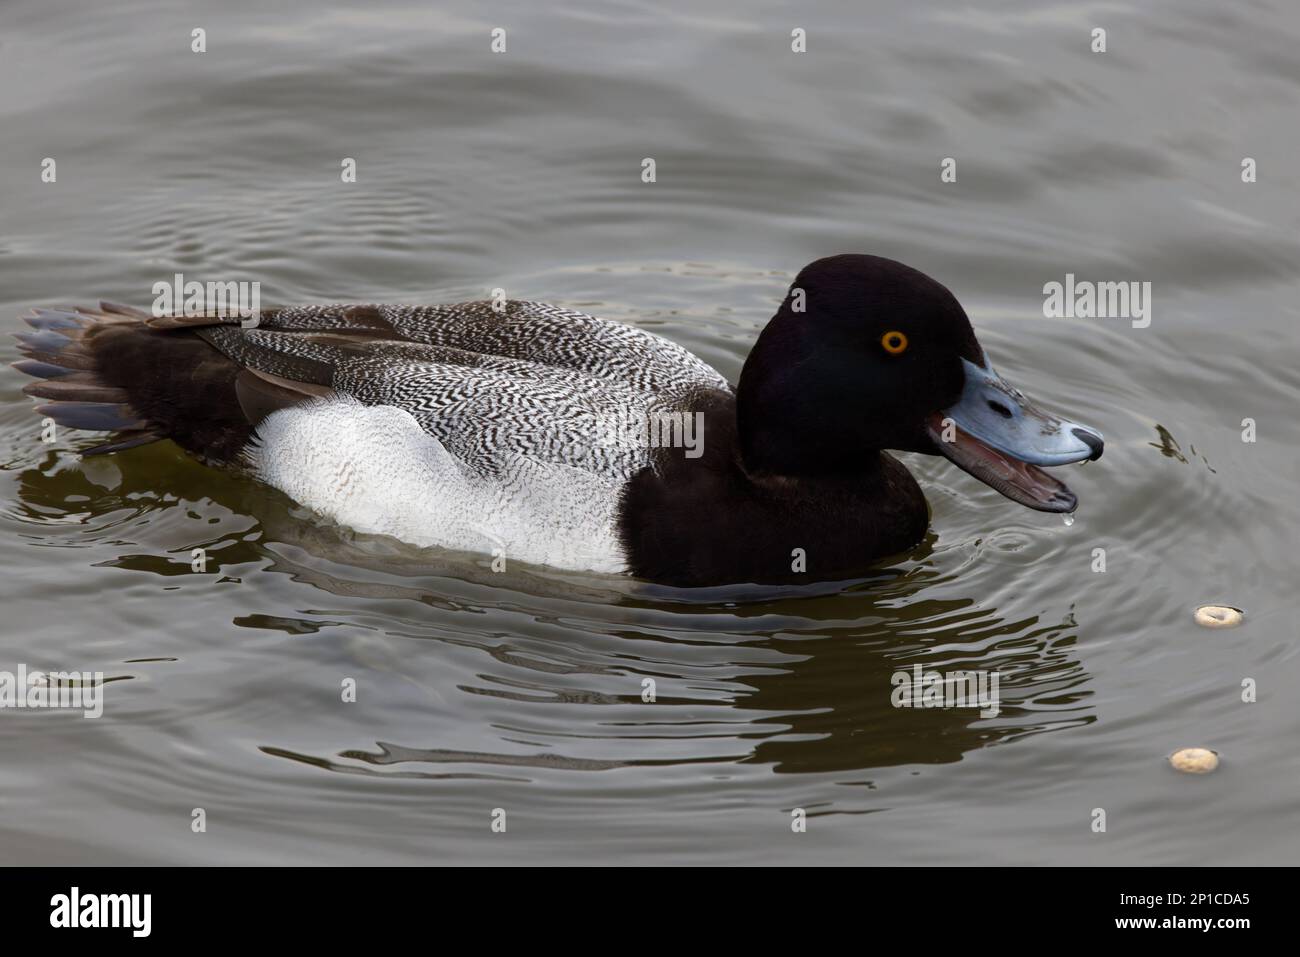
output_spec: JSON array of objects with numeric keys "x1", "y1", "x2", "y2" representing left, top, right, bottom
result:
[{"x1": 15, "y1": 304, "x2": 258, "y2": 462}]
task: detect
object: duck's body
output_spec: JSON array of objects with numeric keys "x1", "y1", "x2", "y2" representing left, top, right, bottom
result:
[{"x1": 14, "y1": 256, "x2": 1103, "y2": 586}]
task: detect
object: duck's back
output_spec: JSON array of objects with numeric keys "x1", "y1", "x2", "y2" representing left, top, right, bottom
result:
[
  {"x1": 221, "y1": 299, "x2": 729, "y2": 397},
  {"x1": 17, "y1": 299, "x2": 734, "y2": 573}
]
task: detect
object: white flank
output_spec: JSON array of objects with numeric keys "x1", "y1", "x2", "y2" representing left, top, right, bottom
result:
[{"x1": 247, "y1": 397, "x2": 628, "y2": 574}]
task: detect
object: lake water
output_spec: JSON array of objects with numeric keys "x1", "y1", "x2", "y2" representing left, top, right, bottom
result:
[{"x1": 1, "y1": 0, "x2": 1298, "y2": 864}]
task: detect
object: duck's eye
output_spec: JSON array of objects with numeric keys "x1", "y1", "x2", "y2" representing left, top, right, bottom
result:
[{"x1": 880, "y1": 330, "x2": 909, "y2": 355}]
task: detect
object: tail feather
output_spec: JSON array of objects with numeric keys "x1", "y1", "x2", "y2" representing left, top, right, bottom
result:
[
  {"x1": 82, "y1": 431, "x2": 164, "y2": 455},
  {"x1": 22, "y1": 310, "x2": 93, "y2": 332},
  {"x1": 97, "y1": 300, "x2": 153, "y2": 320},
  {"x1": 14, "y1": 303, "x2": 255, "y2": 462},
  {"x1": 12, "y1": 346, "x2": 97, "y2": 371},
  {"x1": 33, "y1": 400, "x2": 148, "y2": 432},
  {"x1": 14, "y1": 305, "x2": 161, "y2": 454},
  {"x1": 12, "y1": 358, "x2": 76, "y2": 379},
  {"x1": 23, "y1": 372, "x2": 131, "y2": 403},
  {"x1": 16, "y1": 328, "x2": 78, "y2": 353}
]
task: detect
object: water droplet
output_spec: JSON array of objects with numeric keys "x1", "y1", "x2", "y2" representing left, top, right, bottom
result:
[{"x1": 1062, "y1": 514, "x2": 1074, "y2": 526}]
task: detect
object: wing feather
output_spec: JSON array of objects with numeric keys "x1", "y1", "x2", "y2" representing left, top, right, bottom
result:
[{"x1": 183, "y1": 302, "x2": 731, "y2": 482}]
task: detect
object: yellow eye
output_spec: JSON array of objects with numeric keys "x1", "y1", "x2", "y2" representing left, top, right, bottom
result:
[{"x1": 881, "y1": 330, "x2": 908, "y2": 355}]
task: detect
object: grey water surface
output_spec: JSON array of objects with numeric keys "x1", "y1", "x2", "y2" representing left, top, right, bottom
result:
[{"x1": 1, "y1": 0, "x2": 1298, "y2": 864}]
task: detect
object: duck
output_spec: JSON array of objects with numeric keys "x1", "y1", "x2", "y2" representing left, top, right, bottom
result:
[{"x1": 12, "y1": 254, "x2": 1103, "y2": 587}]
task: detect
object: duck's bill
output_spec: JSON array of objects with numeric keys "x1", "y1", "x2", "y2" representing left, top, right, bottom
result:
[{"x1": 925, "y1": 358, "x2": 1103, "y2": 514}]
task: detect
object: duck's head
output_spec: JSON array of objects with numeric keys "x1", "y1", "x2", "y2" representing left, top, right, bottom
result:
[{"x1": 736, "y1": 254, "x2": 1103, "y2": 512}]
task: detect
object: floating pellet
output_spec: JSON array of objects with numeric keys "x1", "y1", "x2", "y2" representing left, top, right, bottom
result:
[
  {"x1": 1194, "y1": 605, "x2": 1243, "y2": 628},
  {"x1": 1170, "y1": 748, "x2": 1219, "y2": 774}
]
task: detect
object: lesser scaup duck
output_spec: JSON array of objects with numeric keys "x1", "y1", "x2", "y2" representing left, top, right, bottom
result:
[{"x1": 13, "y1": 254, "x2": 1102, "y2": 586}]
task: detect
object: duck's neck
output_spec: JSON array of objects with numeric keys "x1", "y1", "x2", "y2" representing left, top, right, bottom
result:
[
  {"x1": 736, "y1": 364, "x2": 885, "y2": 479},
  {"x1": 737, "y1": 429, "x2": 888, "y2": 478}
]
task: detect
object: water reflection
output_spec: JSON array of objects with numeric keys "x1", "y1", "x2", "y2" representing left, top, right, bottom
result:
[{"x1": 9, "y1": 443, "x2": 1095, "y2": 779}]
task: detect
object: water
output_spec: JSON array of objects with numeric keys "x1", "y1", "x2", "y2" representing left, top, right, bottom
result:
[{"x1": 2, "y1": 0, "x2": 1298, "y2": 864}]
